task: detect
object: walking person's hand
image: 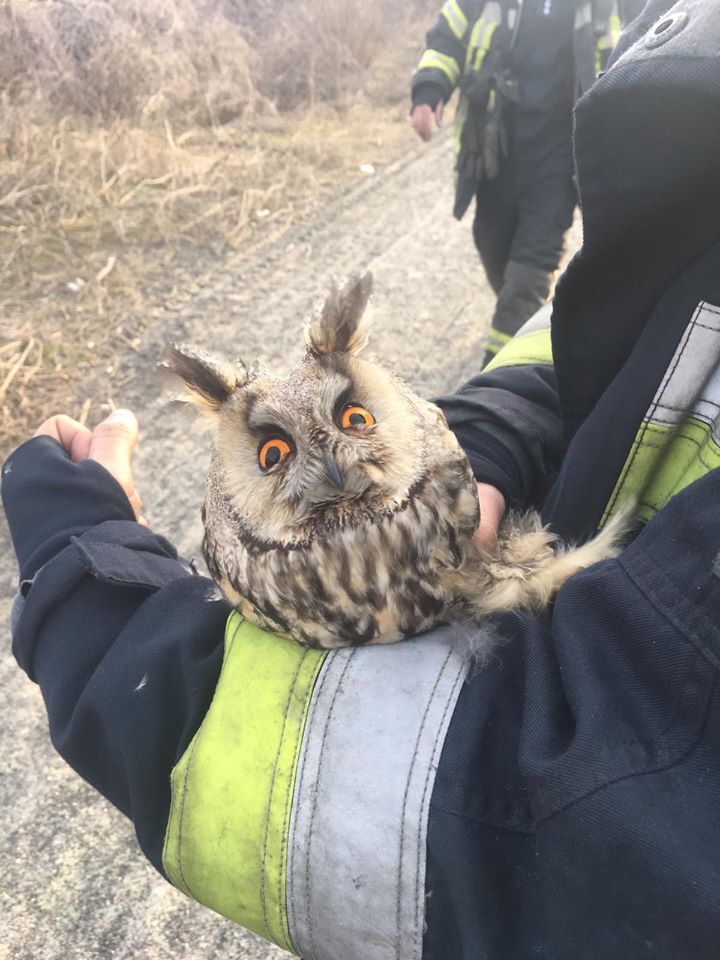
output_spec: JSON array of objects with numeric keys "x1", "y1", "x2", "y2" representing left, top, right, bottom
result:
[
  {"x1": 34, "y1": 409, "x2": 146, "y2": 523},
  {"x1": 411, "y1": 102, "x2": 444, "y2": 142}
]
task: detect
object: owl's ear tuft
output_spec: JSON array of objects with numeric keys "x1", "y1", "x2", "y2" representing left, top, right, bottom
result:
[
  {"x1": 305, "y1": 272, "x2": 373, "y2": 356},
  {"x1": 163, "y1": 343, "x2": 249, "y2": 415}
]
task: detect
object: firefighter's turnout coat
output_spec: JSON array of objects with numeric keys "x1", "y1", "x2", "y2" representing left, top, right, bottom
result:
[
  {"x1": 412, "y1": 0, "x2": 619, "y2": 109},
  {"x1": 411, "y1": 0, "x2": 621, "y2": 220},
  {"x1": 5, "y1": 3, "x2": 720, "y2": 958}
]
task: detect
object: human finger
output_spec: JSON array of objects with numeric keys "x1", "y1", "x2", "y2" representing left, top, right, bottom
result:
[
  {"x1": 472, "y1": 482, "x2": 506, "y2": 551},
  {"x1": 410, "y1": 104, "x2": 433, "y2": 141},
  {"x1": 88, "y1": 409, "x2": 141, "y2": 516},
  {"x1": 435, "y1": 101, "x2": 444, "y2": 127},
  {"x1": 34, "y1": 414, "x2": 93, "y2": 462}
]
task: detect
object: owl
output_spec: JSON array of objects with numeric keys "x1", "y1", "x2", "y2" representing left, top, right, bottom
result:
[{"x1": 167, "y1": 273, "x2": 626, "y2": 649}]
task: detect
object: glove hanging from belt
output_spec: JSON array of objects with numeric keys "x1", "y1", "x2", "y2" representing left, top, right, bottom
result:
[{"x1": 453, "y1": 40, "x2": 519, "y2": 221}]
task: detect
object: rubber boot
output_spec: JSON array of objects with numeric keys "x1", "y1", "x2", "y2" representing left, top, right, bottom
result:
[{"x1": 482, "y1": 260, "x2": 553, "y2": 368}]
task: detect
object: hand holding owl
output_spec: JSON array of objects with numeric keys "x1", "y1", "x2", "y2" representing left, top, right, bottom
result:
[
  {"x1": 33, "y1": 409, "x2": 145, "y2": 523},
  {"x1": 473, "y1": 483, "x2": 506, "y2": 549}
]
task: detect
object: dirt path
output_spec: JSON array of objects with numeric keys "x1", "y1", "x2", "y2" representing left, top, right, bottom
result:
[{"x1": 0, "y1": 134, "x2": 575, "y2": 960}]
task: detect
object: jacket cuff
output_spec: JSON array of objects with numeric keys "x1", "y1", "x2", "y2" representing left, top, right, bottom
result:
[
  {"x1": 11, "y1": 520, "x2": 192, "y2": 681},
  {"x1": 449, "y1": 423, "x2": 526, "y2": 507},
  {"x1": 411, "y1": 80, "x2": 445, "y2": 110},
  {"x1": 2, "y1": 435, "x2": 137, "y2": 581}
]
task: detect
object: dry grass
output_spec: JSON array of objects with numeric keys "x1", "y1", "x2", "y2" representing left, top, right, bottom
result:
[{"x1": 0, "y1": 0, "x2": 434, "y2": 454}]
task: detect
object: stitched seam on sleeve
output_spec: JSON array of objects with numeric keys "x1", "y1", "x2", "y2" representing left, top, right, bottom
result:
[
  {"x1": 303, "y1": 653, "x2": 357, "y2": 960},
  {"x1": 395, "y1": 647, "x2": 454, "y2": 958},
  {"x1": 259, "y1": 651, "x2": 308, "y2": 942},
  {"x1": 412, "y1": 661, "x2": 466, "y2": 958},
  {"x1": 175, "y1": 614, "x2": 243, "y2": 897}
]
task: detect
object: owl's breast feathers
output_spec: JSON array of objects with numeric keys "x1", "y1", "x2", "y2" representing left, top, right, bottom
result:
[{"x1": 203, "y1": 440, "x2": 479, "y2": 649}]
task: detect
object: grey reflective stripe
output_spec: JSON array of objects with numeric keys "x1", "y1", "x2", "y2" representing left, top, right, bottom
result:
[
  {"x1": 480, "y1": 0, "x2": 502, "y2": 25},
  {"x1": 644, "y1": 300, "x2": 720, "y2": 434},
  {"x1": 286, "y1": 628, "x2": 467, "y2": 960},
  {"x1": 574, "y1": 1, "x2": 592, "y2": 28},
  {"x1": 516, "y1": 300, "x2": 552, "y2": 335},
  {"x1": 10, "y1": 591, "x2": 25, "y2": 638},
  {"x1": 601, "y1": 300, "x2": 720, "y2": 527}
]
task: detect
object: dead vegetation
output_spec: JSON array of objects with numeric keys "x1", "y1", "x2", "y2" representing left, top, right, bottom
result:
[{"x1": 0, "y1": 0, "x2": 434, "y2": 454}]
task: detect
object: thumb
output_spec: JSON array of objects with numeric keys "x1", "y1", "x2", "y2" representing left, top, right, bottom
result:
[
  {"x1": 435, "y1": 101, "x2": 444, "y2": 127},
  {"x1": 89, "y1": 409, "x2": 142, "y2": 517},
  {"x1": 89, "y1": 409, "x2": 138, "y2": 471},
  {"x1": 472, "y1": 483, "x2": 506, "y2": 551}
]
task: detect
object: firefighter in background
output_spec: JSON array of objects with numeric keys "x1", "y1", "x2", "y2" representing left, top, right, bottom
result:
[{"x1": 411, "y1": 0, "x2": 623, "y2": 366}]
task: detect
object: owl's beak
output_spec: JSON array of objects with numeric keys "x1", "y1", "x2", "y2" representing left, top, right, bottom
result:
[{"x1": 322, "y1": 450, "x2": 344, "y2": 490}]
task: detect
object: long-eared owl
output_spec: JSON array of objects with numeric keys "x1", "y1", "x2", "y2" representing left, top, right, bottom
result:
[{"x1": 167, "y1": 273, "x2": 626, "y2": 649}]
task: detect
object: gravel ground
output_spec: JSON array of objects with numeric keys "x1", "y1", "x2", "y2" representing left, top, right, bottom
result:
[{"x1": 0, "y1": 134, "x2": 579, "y2": 960}]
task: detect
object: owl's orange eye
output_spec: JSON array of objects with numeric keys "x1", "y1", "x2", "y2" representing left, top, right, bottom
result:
[
  {"x1": 258, "y1": 437, "x2": 292, "y2": 471},
  {"x1": 340, "y1": 402, "x2": 375, "y2": 430}
]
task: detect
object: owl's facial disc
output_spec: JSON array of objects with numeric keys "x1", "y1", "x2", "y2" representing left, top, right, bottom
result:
[{"x1": 214, "y1": 355, "x2": 426, "y2": 544}]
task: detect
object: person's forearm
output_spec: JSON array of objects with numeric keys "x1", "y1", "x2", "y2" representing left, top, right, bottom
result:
[
  {"x1": 411, "y1": 80, "x2": 446, "y2": 110},
  {"x1": 410, "y1": 0, "x2": 470, "y2": 105},
  {"x1": 436, "y1": 363, "x2": 565, "y2": 509},
  {"x1": 425, "y1": 466, "x2": 720, "y2": 957},
  {"x1": 3, "y1": 435, "x2": 231, "y2": 872},
  {"x1": 3, "y1": 435, "x2": 138, "y2": 580},
  {"x1": 6, "y1": 423, "x2": 720, "y2": 958}
]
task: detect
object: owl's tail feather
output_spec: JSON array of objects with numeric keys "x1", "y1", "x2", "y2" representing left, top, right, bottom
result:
[{"x1": 461, "y1": 503, "x2": 635, "y2": 620}]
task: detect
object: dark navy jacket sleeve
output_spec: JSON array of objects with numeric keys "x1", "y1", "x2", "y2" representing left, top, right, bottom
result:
[
  {"x1": 410, "y1": 1, "x2": 470, "y2": 106},
  {"x1": 425, "y1": 466, "x2": 720, "y2": 959},
  {"x1": 2, "y1": 437, "x2": 231, "y2": 875},
  {"x1": 435, "y1": 363, "x2": 564, "y2": 509}
]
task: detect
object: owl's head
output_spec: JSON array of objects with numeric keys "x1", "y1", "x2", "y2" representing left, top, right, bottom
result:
[{"x1": 167, "y1": 274, "x2": 433, "y2": 545}]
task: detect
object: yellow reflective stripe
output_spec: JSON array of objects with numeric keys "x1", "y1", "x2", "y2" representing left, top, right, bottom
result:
[
  {"x1": 484, "y1": 326, "x2": 512, "y2": 356},
  {"x1": 416, "y1": 48, "x2": 461, "y2": 86},
  {"x1": 474, "y1": 21, "x2": 497, "y2": 69},
  {"x1": 441, "y1": 0, "x2": 468, "y2": 39},
  {"x1": 595, "y1": 36, "x2": 606, "y2": 73},
  {"x1": 464, "y1": 17, "x2": 497, "y2": 72},
  {"x1": 483, "y1": 328, "x2": 553, "y2": 373},
  {"x1": 454, "y1": 13, "x2": 497, "y2": 170},
  {"x1": 595, "y1": 14, "x2": 621, "y2": 71},
  {"x1": 163, "y1": 613, "x2": 326, "y2": 952},
  {"x1": 601, "y1": 301, "x2": 720, "y2": 526},
  {"x1": 464, "y1": 16, "x2": 486, "y2": 70},
  {"x1": 602, "y1": 418, "x2": 720, "y2": 528}
]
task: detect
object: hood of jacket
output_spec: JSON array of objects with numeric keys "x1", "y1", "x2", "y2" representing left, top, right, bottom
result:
[{"x1": 551, "y1": 0, "x2": 720, "y2": 439}]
